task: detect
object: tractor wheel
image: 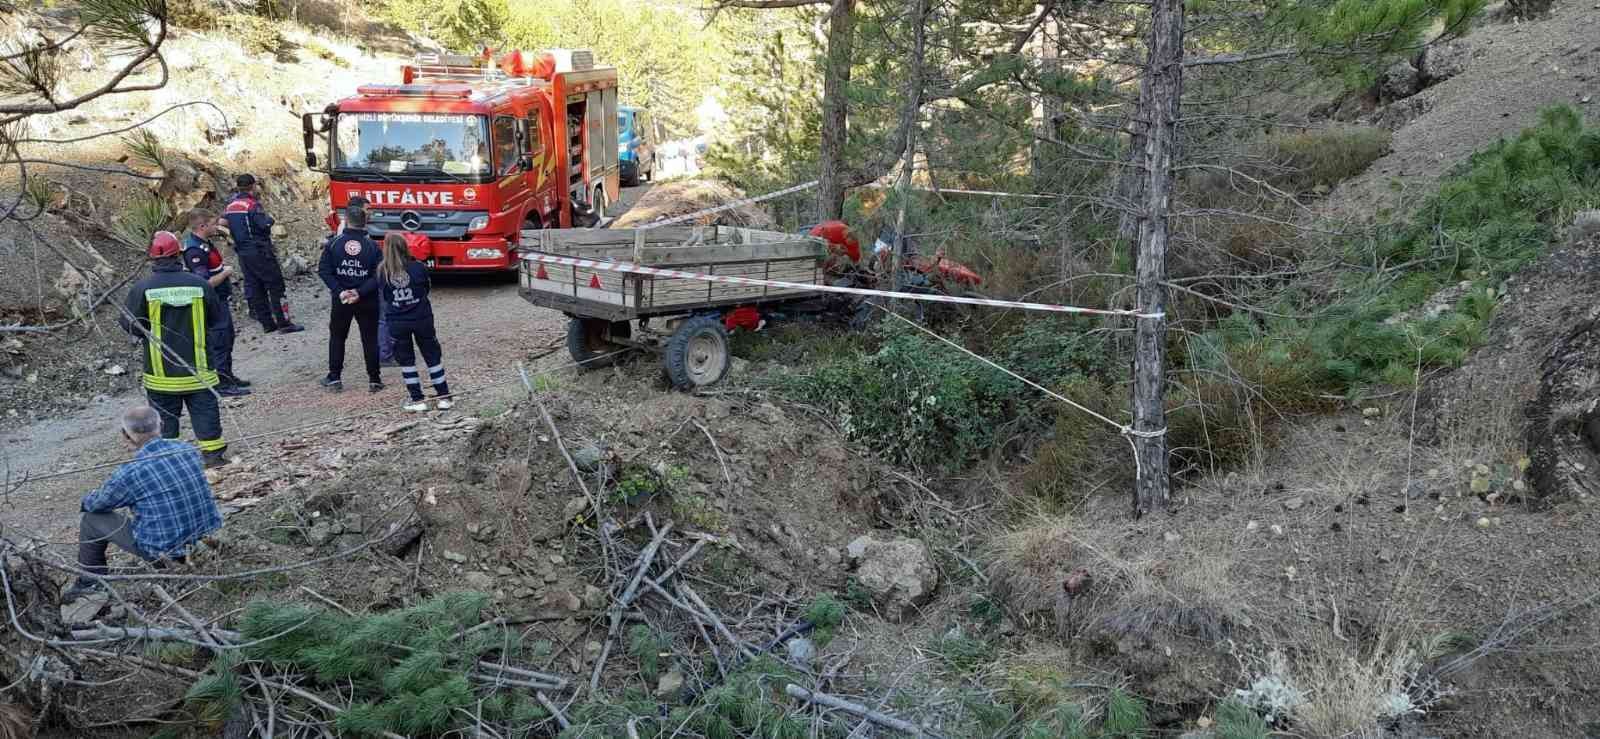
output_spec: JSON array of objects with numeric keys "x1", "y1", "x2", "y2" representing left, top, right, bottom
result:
[
  {"x1": 663, "y1": 315, "x2": 730, "y2": 390},
  {"x1": 566, "y1": 317, "x2": 632, "y2": 369}
]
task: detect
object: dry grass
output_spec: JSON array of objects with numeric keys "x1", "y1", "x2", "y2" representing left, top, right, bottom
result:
[
  {"x1": 988, "y1": 516, "x2": 1252, "y2": 645},
  {"x1": 0, "y1": 703, "x2": 29, "y2": 739}
]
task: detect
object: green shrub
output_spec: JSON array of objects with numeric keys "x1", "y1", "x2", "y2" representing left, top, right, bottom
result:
[
  {"x1": 1215, "y1": 700, "x2": 1271, "y2": 739},
  {"x1": 220, "y1": 14, "x2": 291, "y2": 59},
  {"x1": 1203, "y1": 107, "x2": 1600, "y2": 396},
  {"x1": 626, "y1": 624, "x2": 671, "y2": 682},
  {"x1": 779, "y1": 320, "x2": 1109, "y2": 471},
  {"x1": 1101, "y1": 690, "x2": 1150, "y2": 738},
  {"x1": 178, "y1": 592, "x2": 553, "y2": 738},
  {"x1": 803, "y1": 593, "x2": 846, "y2": 646}
]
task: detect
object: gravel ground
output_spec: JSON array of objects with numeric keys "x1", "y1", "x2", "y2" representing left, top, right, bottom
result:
[{"x1": 0, "y1": 182, "x2": 655, "y2": 546}]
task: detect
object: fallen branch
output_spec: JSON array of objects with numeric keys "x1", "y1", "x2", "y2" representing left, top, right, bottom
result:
[
  {"x1": 785, "y1": 684, "x2": 941, "y2": 737},
  {"x1": 536, "y1": 691, "x2": 570, "y2": 731},
  {"x1": 589, "y1": 521, "x2": 673, "y2": 693}
]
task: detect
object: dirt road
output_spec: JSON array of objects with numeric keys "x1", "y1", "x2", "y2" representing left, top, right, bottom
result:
[{"x1": 0, "y1": 183, "x2": 657, "y2": 548}]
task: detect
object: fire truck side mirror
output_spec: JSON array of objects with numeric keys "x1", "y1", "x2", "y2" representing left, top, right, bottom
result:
[
  {"x1": 300, "y1": 113, "x2": 319, "y2": 169},
  {"x1": 519, "y1": 155, "x2": 533, "y2": 172}
]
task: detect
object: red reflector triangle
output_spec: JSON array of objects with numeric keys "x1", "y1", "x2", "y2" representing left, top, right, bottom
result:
[
  {"x1": 535, "y1": 264, "x2": 548, "y2": 280},
  {"x1": 589, "y1": 274, "x2": 602, "y2": 289}
]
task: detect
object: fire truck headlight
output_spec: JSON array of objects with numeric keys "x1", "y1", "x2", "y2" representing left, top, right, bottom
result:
[
  {"x1": 467, "y1": 248, "x2": 503, "y2": 260},
  {"x1": 467, "y1": 215, "x2": 490, "y2": 232}
]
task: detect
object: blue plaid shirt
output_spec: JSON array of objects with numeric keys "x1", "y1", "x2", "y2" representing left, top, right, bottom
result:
[{"x1": 80, "y1": 438, "x2": 222, "y2": 559}]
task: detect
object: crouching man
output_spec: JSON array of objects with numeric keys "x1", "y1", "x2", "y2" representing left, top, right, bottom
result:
[{"x1": 64, "y1": 405, "x2": 223, "y2": 603}]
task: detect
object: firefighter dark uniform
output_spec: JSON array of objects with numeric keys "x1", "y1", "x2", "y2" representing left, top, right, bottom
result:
[
  {"x1": 382, "y1": 259, "x2": 452, "y2": 410},
  {"x1": 223, "y1": 174, "x2": 303, "y2": 334},
  {"x1": 122, "y1": 232, "x2": 229, "y2": 467},
  {"x1": 317, "y1": 224, "x2": 384, "y2": 391},
  {"x1": 181, "y1": 232, "x2": 249, "y2": 394}
]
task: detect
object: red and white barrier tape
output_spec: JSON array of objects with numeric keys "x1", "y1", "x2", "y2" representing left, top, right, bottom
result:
[
  {"x1": 636, "y1": 181, "x2": 819, "y2": 230},
  {"x1": 521, "y1": 252, "x2": 1163, "y2": 319}
]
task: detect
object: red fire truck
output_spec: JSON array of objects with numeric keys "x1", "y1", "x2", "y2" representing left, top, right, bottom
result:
[{"x1": 301, "y1": 49, "x2": 620, "y2": 271}]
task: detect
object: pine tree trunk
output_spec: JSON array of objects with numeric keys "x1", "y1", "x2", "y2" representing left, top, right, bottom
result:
[
  {"x1": 1116, "y1": 71, "x2": 1152, "y2": 243},
  {"x1": 1132, "y1": 0, "x2": 1183, "y2": 518},
  {"x1": 818, "y1": 0, "x2": 856, "y2": 221}
]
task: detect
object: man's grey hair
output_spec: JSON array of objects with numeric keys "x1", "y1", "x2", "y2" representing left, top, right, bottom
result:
[
  {"x1": 122, "y1": 406, "x2": 160, "y2": 438},
  {"x1": 347, "y1": 207, "x2": 368, "y2": 229}
]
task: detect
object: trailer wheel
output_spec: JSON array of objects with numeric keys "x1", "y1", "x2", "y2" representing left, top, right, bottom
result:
[
  {"x1": 663, "y1": 315, "x2": 730, "y2": 390},
  {"x1": 566, "y1": 317, "x2": 632, "y2": 369}
]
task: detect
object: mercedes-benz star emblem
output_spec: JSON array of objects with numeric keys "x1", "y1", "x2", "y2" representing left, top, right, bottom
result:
[{"x1": 400, "y1": 211, "x2": 423, "y2": 231}]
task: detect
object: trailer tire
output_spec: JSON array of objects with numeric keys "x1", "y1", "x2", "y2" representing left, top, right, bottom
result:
[
  {"x1": 566, "y1": 317, "x2": 632, "y2": 369},
  {"x1": 663, "y1": 315, "x2": 730, "y2": 390}
]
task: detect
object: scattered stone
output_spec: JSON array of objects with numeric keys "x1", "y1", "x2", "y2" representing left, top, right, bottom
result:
[
  {"x1": 571, "y1": 444, "x2": 604, "y2": 472},
  {"x1": 495, "y1": 566, "x2": 515, "y2": 577},
  {"x1": 1282, "y1": 496, "x2": 1306, "y2": 511},
  {"x1": 1378, "y1": 549, "x2": 1394, "y2": 563},
  {"x1": 544, "y1": 589, "x2": 582, "y2": 612},
  {"x1": 442, "y1": 550, "x2": 468, "y2": 564},
  {"x1": 845, "y1": 534, "x2": 938, "y2": 622},
  {"x1": 1270, "y1": 524, "x2": 1284, "y2": 537},
  {"x1": 549, "y1": 554, "x2": 566, "y2": 566},
  {"x1": 1163, "y1": 531, "x2": 1182, "y2": 544},
  {"x1": 784, "y1": 638, "x2": 816, "y2": 668},
  {"x1": 1196, "y1": 716, "x2": 1215, "y2": 729},
  {"x1": 465, "y1": 571, "x2": 495, "y2": 591},
  {"x1": 1417, "y1": 43, "x2": 1469, "y2": 85},
  {"x1": 306, "y1": 521, "x2": 336, "y2": 547},
  {"x1": 1361, "y1": 406, "x2": 1382, "y2": 418},
  {"x1": 543, "y1": 572, "x2": 559, "y2": 584},
  {"x1": 103, "y1": 364, "x2": 125, "y2": 376},
  {"x1": 654, "y1": 668, "x2": 685, "y2": 698},
  {"x1": 1245, "y1": 520, "x2": 1260, "y2": 532},
  {"x1": 582, "y1": 584, "x2": 606, "y2": 610},
  {"x1": 61, "y1": 591, "x2": 111, "y2": 625},
  {"x1": 1475, "y1": 516, "x2": 1492, "y2": 529},
  {"x1": 513, "y1": 587, "x2": 535, "y2": 599},
  {"x1": 284, "y1": 254, "x2": 311, "y2": 276},
  {"x1": 561, "y1": 497, "x2": 588, "y2": 520}
]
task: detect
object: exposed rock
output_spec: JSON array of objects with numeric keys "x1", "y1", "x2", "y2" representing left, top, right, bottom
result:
[
  {"x1": 1417, "y1": 43, "x2": 1469, "y2": 86},
  {"x1": 845, "y1": 534, "x2": 938, "y2": 622},
  {"x1": 654, "y1": 668, "x2": 685, "y2": 698},
  {"x1": 543, "y1": 589, "x2": 582, "y2": 612},
  {"x1": 306, "y1": 521, "x2": 336, "y2": 547},
  {"x1": 1373, "y1": 95, "x2": 1434, "y2": 131},
  {"x1": 1282, "y1": 496, "x2": 1306, "y2": 511},
  {"x1": 784, "y1": 637, "x2": 816, "y2": 668},
  {"x1": 1379, "y1": 60, "x2": 1422, "y2": 103},
  {"x1": 561, "y1": 497, "x2": 588, "y2": 520},
  {"x1": 582, "y1": 584, "x2": 606, "y2": 610},
  {"x1": 464, "y1": 571, "x2": 495, "y2": 591},
  {"x1": 442, "y1": 549, "x2": 468, "y2": 564},
  {"x1": 571, "y1": 444, "x2": 605, "y2": 472}
]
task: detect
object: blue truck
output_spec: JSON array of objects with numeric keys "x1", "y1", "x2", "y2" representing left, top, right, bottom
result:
[{"x1": 618, "y1": 106, "x2": 656, "y2": 186}]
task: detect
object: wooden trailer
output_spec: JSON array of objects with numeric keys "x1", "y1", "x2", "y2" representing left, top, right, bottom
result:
[{"x1": 518, "y1": 226, "x2": 826, "y2": 388}]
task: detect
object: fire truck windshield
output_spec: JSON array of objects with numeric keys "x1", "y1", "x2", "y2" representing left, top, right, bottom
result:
[{"x1": 332, "y1": 112, "x2": 491, "y2": 182}]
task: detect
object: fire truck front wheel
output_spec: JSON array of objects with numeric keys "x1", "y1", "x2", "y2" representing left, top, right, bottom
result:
[
  {"x1": 663, "y1": 315, "x2": 730, "y2": 390},
  {"x1": 566, "y1": 317, "x2": 632, "y2": 369}
]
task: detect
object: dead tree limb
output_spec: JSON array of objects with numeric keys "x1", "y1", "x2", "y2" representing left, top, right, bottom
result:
[{"x1": 784, "y1": 684, "x2": 942, "y2": 737}]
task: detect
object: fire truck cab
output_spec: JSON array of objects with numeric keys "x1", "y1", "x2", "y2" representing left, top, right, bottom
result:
[{"x1": 302, "y1": 49, "x2": 620, "y2": 272}]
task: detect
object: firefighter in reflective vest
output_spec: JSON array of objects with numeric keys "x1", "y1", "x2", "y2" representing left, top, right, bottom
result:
[
  {"x1": 121, "y1": 232, "x2": 230, "y2": 468},
  {"x1": 223, "y1": 174, "x2": 305, "y2": 334}
]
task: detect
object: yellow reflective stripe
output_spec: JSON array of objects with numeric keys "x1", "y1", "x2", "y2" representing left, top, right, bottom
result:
[
  {"x1": 146, "y1": 299, "x2": 165, "y2": 377},
  {"x1": 143, "y1": 373, "x2": 218, "y2": 392},
  {"x1": 197, "y1": 438, "x2": 227, "y2": 452},
  {"x1": 191, "y1": 298, "x2": 209, "y2": 375},
  {"x1": 144, "y1": 286, "x2": 205, "y2": 305}
]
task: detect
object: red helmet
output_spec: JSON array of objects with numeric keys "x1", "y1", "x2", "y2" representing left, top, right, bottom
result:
[{"x1": 148, "y1": 231, "x2": 182, "y2": 259}]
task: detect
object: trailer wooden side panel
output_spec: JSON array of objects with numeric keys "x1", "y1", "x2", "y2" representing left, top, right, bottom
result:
[{"x1": 519, "y1": 226, "x2": 825, "y2": 320}]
